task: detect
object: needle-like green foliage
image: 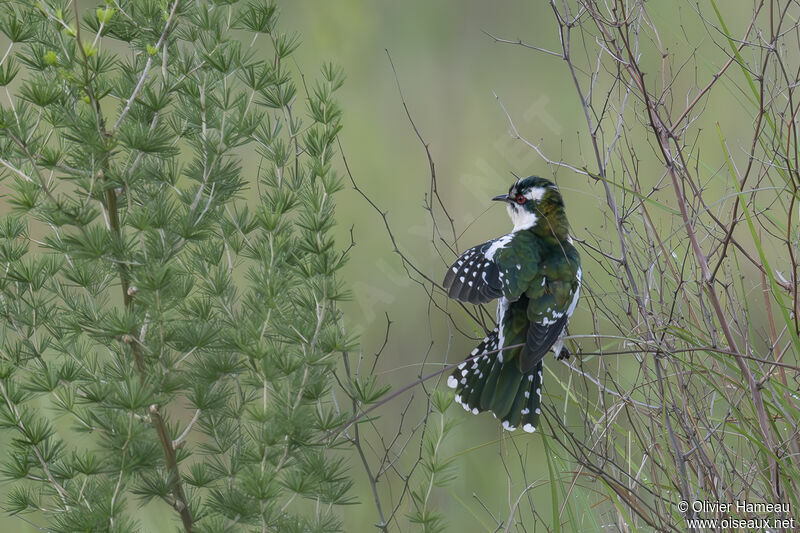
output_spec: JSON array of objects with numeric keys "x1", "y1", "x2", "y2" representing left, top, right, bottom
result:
[{"x1": 0, "y1": 1, "x2": 356, "y2": 531}]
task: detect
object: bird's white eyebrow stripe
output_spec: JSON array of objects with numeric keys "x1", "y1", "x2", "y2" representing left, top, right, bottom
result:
[{"x1": 524, "y1": 187, "x2": 547, "y2": 201}]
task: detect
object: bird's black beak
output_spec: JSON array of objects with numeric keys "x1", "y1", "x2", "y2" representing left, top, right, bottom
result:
[{"x1": 492, "y1": 194, "x2": 510, "y2": 203}]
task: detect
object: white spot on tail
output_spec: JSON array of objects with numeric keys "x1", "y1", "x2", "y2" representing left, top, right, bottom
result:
[{"x1": 501, "y1": 420, "x2": 516, "y2": 431}]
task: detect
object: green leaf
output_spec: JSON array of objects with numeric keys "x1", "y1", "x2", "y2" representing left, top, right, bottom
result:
[
  {"x1": 236, "y1": 1, "x2": 277, "y2": 34},
  {"x1": 96, "y1": 7, "x2": 114, "y2": 24},
  {"x1": 348, "y1": 375, "x2": 390, "y2": 405},
  {"x1": 0, "y1": 57, "x2": 20, "y2": 85},
  {"x1": 0, "y1": 13, "x2": 36, "y2": 43},
  {"x1": 541, "y1": 432, "x2": 562, "y2": 533}
]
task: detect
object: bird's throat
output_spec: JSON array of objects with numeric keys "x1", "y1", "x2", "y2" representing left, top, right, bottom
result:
[
  {"x1": 508, "y1": 204, "x2": 569, "y2": 239},
  {"x1": 508, "y1": 204, "x2": 539, "y2": 231}
]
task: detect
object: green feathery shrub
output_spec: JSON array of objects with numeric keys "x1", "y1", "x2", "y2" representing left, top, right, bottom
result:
[{"x1": 0, "y1": 1, "x2": 357, "y2": 531}]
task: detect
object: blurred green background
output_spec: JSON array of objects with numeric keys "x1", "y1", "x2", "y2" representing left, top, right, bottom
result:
[
  {"x1": 1, "y1": 1, "x2": 765, "y2": 531},
  {"x1": 277, "y1": 2, "x2": 759, "y2": 532},
  {"x1": 281, "y1": 2, "x2": 605, "y2": 528}
]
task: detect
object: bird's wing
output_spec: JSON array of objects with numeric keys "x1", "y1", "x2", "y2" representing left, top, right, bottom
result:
[
  {"x1": 443, "y1": 232, "x2": 539, "y2": 304},
  {"x1": 519, "y1": 313, "x2": 569, "y2": 372},
  {"x1": 518, "y1": 245, "x2": 581, "y2": 372}
]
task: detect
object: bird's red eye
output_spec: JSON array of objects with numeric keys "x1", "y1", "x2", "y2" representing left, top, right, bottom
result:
[{"x1": 515, "y1": 194, "x2": 526, "y2": 204}]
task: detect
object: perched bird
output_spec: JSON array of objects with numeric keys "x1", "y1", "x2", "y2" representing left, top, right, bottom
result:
[{"x1": 443, "y1": 176, "x2": 580, "y2": 433}]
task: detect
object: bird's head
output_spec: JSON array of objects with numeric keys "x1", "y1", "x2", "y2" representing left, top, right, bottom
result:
[{"x1": 492, "y1": 176, "x2": 568, "y2": 237}]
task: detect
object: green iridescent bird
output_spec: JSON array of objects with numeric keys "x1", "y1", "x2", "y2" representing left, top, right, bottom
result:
[{"x1": 443, "y1": 176, "x2": 581, "y2": 433}]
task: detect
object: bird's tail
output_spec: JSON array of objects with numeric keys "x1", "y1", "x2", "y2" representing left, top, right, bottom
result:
[{"x1": 447, "y1": 328, "x2": 543, "y2": 433}]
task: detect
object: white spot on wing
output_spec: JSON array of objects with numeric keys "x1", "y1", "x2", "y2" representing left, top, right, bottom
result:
[
  {"x1": 496, "y1": 297, "x2": 509, "y2": 361},
  {"x1": 447, "y1": 376, "x2": 458, "y2": 388},
  {"x1": 566, "y1": 267, "x2": 582, "y2": 318},
  {"x1": 523, "y1": 423, "x2": 536, "y2": 433},
  {"x1": 485, "y1": 234, "x2": 514, "y2": 260}
]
